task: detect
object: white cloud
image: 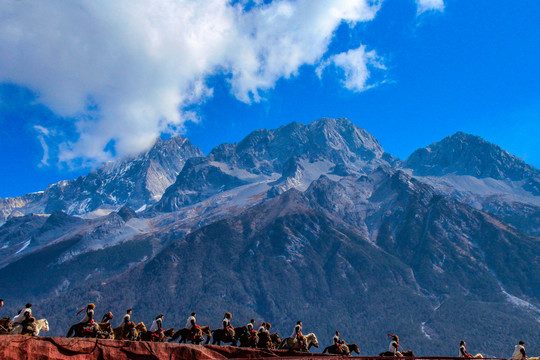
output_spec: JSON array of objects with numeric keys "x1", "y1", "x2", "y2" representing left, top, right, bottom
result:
[
  {"x1": 316, "y1": 46, "x2": 386, "y2": 92},
  {"x1": 416, "y1": 0, "x2": 445, "y2": 14},
  {"x1": 0, "y1": 0, "x2": 383, "y2": 164},
  {"x1": 33, "y1": 125, "x2": 50, "y2": 166}
]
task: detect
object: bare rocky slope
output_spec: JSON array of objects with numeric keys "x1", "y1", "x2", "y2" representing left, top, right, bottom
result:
[{"x1": 0, "y1": 118, "x2": 538, "y2": 357}]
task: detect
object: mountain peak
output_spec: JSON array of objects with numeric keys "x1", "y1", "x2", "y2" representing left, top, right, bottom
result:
[{"x1": 404, "y1": 132, "x2": 539, "y2": 181}]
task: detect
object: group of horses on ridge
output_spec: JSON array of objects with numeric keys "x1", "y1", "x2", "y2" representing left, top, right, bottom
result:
[
  {"x1": 0, "y1": 311, "x2": 371, "y2": 355},
  {"x1": 2, "y1": 312, "x2": 535, "y2": 358}
]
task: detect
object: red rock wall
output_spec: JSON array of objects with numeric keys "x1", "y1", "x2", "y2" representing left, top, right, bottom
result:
[
  {"x1": 0, "y1": 336, "x2": 509, "y2": 360},
  {"x1": 0, "y1": 335, "x2": 331, "y2": 360}
]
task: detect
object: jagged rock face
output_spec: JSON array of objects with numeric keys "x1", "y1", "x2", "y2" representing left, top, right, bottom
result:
[
  {"x1": 404, "y1": 132, "x2": 539, "y2": 181},
  {"x1": 0, "y1": 136, "x2": 203, "y2": 222},
  {"x1": 158, "y1": 118, "x2": 389, "y2": 211},
  {"x1": 210, "y1": 118, "x2": 385, "y2": 173}
]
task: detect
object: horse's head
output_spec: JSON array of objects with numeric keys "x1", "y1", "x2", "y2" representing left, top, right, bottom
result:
[
  {"x1": 40, "y1": 319, "x2": 50, "y2": 332},
  {"x1": 135, "y1": 322, "x2": 146, "y2": 332},
  {"x1": 306, "y1": 333, "x2": 319, "y2": 348},
  {"x1": 164, "y1": 328, "x2": 175, "y2": 337},
  {"x1": 349, "y1": 344, "x2": 360, "y2": 354}
]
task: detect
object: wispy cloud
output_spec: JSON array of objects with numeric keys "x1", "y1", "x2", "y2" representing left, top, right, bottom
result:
[
  {"x1": 33, "y1": 125, "x2": 50, "y2": 166},
  {"x1": 416, "y1": 0, "x2": 445, "y2": 14},
  {"x1": 316, "y1": 46, "x2": 386, "y2": 92},
  {"x1": 1, "y1": 0, "x2": 385, "y2": 164}
]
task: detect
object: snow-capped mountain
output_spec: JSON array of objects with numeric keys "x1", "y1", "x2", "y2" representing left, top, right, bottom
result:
[
  {"x1": 0, "y1": 118, "x2": 538, "y2": 356},
  {"x1": 0, "y1": 136, "x2": 203, "y2": 223},
  {"x1": 402, "y1": 132, "x2": 540, "y2": 235}
]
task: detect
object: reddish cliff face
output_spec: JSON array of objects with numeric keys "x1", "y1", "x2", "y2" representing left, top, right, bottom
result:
[{"x1": 0, "y1": 335, "x2": 331, "y2": 360}]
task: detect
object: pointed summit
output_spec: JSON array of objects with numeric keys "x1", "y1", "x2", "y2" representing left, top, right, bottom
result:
[{"x1": 404, "y1": 132, "x2": 539, "y2": 181}]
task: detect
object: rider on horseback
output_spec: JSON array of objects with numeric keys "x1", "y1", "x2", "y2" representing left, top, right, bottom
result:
[
  {"x1": 78, "y1": 303, "x2": 98, "y2": 333},
  {"x1": 223, "y1": 312, "x2": 235, "y2": 340},
  {"x1": 149, "y1": 314, "x2": 164, "y2": 341},
  {"x1": 185, "y1": 312, "x2": 200, "y2": 341},
  {"x1": 388, "y1": 334, "x2": 403, "y2": 357},
  {"x1": 511, "y1": 341, "x2": 527, "y2": 360},
  {"x1": 460, "y1": 341, "x2": 472, "y2": 358},
  {"x1": 291, "y1": 321, "x2": 305, "y2": 348},
  {"x1": 258, "y1": 322, "x2": 268, "y2": 334},
  {"x1": 12, "y1": 303, "x2": 32, "y2": 327},
  {"x1": 247, "y1": 318, "x2": 257, "y2": 342},
  {"x1": 334, "y1": 331, "x2": 345, "y2": 353},
  {"x1": 121, "y1": 309, "x2": 132, "y2": 339}
]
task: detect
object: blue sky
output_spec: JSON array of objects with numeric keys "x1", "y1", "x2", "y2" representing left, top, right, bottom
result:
[{"x1": 0, "y1": 0, "x2": 539, "y2": 198}]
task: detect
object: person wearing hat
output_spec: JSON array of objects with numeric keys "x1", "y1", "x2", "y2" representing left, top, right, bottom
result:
[
  {"x1": 121, "y1": 309, "x2": 132, "y2": 339},
  {"x1": 223, "y1": 312, "x2": 235, "y2": 340},
  {"x1": 511, "y1": 341, "x2": 527, "y2": 360},
  {"x1": 79, "y1": 303, "x2": 95, "y2": 324},
  {"x1": 388, "y1": 334, "x2": 403, "y2": 357},
  {"x1": 460, "y1": 341, "x2": 472, "y2": 358},
  {"x1": 149, "y1": 314, "x2": 164, "y2": 340}
]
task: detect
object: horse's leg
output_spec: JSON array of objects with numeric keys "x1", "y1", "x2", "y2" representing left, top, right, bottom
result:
[{"x1": 323, "y1": 346, "x2": 329, "y2": 354}]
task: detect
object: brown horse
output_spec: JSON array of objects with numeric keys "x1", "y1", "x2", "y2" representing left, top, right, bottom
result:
[
  {"x1": 257, "y1": 331, "x2": 282, "y2": 349},
  {"x1": 0, "y1": 317, "x2": 12, "y2": 334},
  {"x1": 212, "y1": 326, "x2": 246, "y2": 346},
  {"x1": 138, "y1": 326, "x2": 175, "y2": 342},
  {"x1": 323, "y1": 343, "x2": 360, "y2": 355},
  {"x1": 379, "y1": 350, "x2": 415, "y2": 357},
  {"x1": 170, "y1": 326, "x2": 212, "y2": 344},
  {"x1": 238, "y1": 330, "x2": 259, "y2": 348}
]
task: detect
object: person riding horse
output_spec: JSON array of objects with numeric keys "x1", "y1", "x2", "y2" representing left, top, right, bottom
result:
[
  {"x1": 460, "y1": 341, "x2": 472, "y2": 358},
  {"x1": 12, "y1": 303, "x2": 32, "y2": 329},
  {"x1": 223, "y1": 312, "x2": 235, "y2": 340},
  {"x1": 149, "y1": 314, "x2": 164, "y2": 342},
  {"x1": 120, "y1": 309, "x2": 132, "y2": 339},
  {"x1": 184, "y1": 312, "x2": 200, "y2": 341},
  {"x1": 333, "y1": 331, "x2": 346, "y2": 353},
  {"x1": 291, "y1": 321, "x2": 306, "y2": 348},
  {"x1": 511, "y1": 341, "x2": 527, "y2": 360},
  {"x1": 388, "y1": 334, "x2": 402, "y2": 357}
]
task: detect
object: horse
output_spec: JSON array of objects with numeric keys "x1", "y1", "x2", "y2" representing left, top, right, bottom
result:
[
  {"x1": 379, "y1": 350, "x2": 415, "y2": 357},
  {"x1": 270, "y1": 333, "x2": 282, "y2": 349},
  {"x1": 238, "y1": 330, "x2": 259, "y2": 348},
  {"x1": 170, "y1": 326, "x2": 212, "y2": 344},
  {"x1": 323, "y1": 343, "x2": 360, "y2": 355},
  {"x1": 97, "y1": 322, "x2": 114, "y2": 339},
  {"x1": 11, "y1": 319, "x2": 49, "y2": 336},
  {"x1": 280, "y1": 333, "x2": 319, "y2": 352},
  {"x1": 257, "y1": 331, "x2": 273, "y2": 349},
  {"x1": 138, "y1": 326, "x2": 175, "y2": 342},
  {"x1": 0, "y1": 317, "x2": 12, "y2": 334},
  {"x1": 212, "y1": 326, "x2": 245, "y2": 346}
]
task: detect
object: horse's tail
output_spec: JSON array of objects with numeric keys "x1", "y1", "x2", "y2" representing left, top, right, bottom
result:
[
  {"x1": 322, "y1": 346, "x2": 328, "y2": 353},
  {"x1": 66, "y1": 325, "x2": 75, "y2": 338}
]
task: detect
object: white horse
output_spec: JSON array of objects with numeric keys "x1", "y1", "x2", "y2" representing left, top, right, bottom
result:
[
  {"x1": 11, "y1": 319, "x2": 49, "y2": 336},
  {"x1": 280, "y1": 333, "x2": 319, "y2": 352}
]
